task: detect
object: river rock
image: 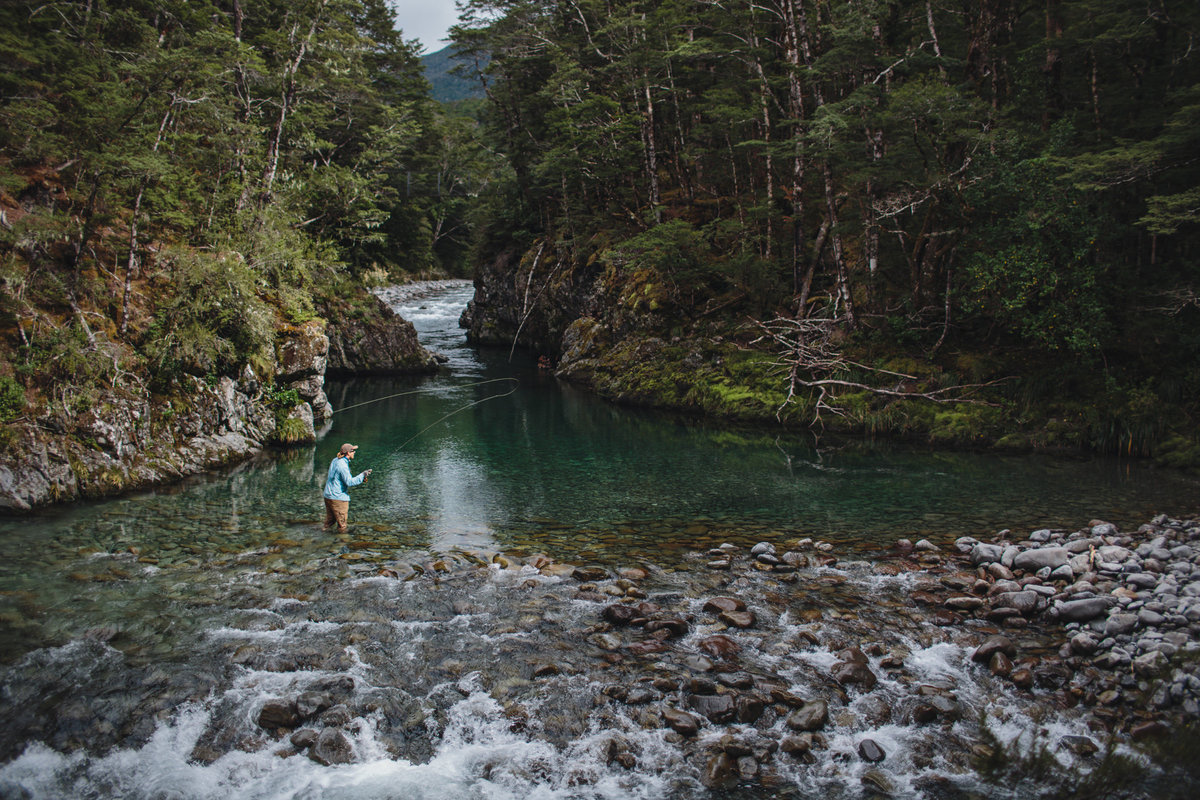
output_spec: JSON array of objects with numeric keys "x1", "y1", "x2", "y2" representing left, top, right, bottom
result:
[
  {"x1": 662, "y1": 707, "x2": 701, "y2": 737},
  {"x1": 736, "y1": 695, "x2": 765, "y2": 723},
  {"x1": 702, "y1": 753, "x2": 738, "y2": 789},
  {"x1": 989, "y1": 651, "x2": 1014, "y2": 677},
  {"x1": 296, "y1": 691, "x2": 333, "y2": 719},
  {"x1": 972, "y1": 635, "x2": 1016, "y2": 663},
  {"x1": 1134, "y1": 650, "x2": 1168, "y2": 676},
  {"x1": 945, "y1": 596, "x2": 984, "y2": 611},
  {"x1": 590, "y1": 633, "x2": 622, "y2": 651},
  {"x1": 703, "y1": 597, "x2": 746, "y2": 614},
  {"x1": 573, "y1": 566, "x2": 609, "y2": 582},
  {"x1": 698, "y1": 635, "x2": 740, "y2": 659},
  {"x1": 971, "y1": 544, "x2": 1005, "y2": 564},
  {"x1": 993, "y1": 591, "x2": 1039, "y2": 615},
  {"x1": 625, "y1": 687, "x2": 661, "y2": 705},
  {"x1": 258, "y1": 699, "x2": 300, "y2": 730},
  {"x1": 309, "y1": 727, "x2": 354, "y2": 765},
  {"x1": 1009, "y1": 668, "x2": 1035, "y2": 689},
  {"x1": 717, "y1": 672, "x2": 755, "y2": 689},
  {"x1": 781, "y1": 734, "x2": 813, "y2": 756},
  {"x1": 289, "y1": 728, "x2": 319, "y2": 750},
  {"x1": 858, "y1": 738, "x2": 886, "y2": 763},
  {"x1": 1105, "y1": 614, "x2": 1138, "y2": 636},
  {"x1": 645, "y1": 618, "x2": 689, "y2": 637},
  {"x1": 719, "y1": 610, "x2": 756, "y2": 628},
  {"x1": 602, "y1": 604, "x2": 637, "y2": 626},
  {"x1": 689, "y1": 693, "x2": 736, "y2": 723},
  {"x1": 1013, "y1": 548, "x2": 1069, "y2": 572},
  {"x1": 1056, "y1": 597, "x2": 1113, "y2": 622},
  {"x1": 786, "y1": 700, "x2": 828, "y2": 731},
  {"x1": 832, "y1": 660, "x2": 878, "y2": 691},
  {"x1": 1070, "y1": 632, "x2": 1100, "y2": 655},
  {"x1": 861, "y1": 769, "x2": 896, "y2": 795},
  {"x1": 1138, "y1": 608, "x2": 1166, "y2": 627},
  {"x1": 1059, "y1": 735, "x2": 1099, "y2": 756}
]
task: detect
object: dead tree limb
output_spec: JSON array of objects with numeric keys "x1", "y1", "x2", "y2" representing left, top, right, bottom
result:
[{"x1": 752, "y1": 315, "x2": 1011, "y2": 427}]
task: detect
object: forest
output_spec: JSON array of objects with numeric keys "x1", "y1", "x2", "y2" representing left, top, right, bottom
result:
[{"x1": 1, "y1": 0, "x2": 1199, "y2": 465}]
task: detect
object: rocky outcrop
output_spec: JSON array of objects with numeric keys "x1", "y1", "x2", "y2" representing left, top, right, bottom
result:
[
  {"x1": 0, "y1": 372, "x2": 274, "y2": 512},
  {"x1": 460, "y1": 245, "x2": 608, "y2": 355},
  {"x1": 273, "y1": 320, "x2": 331, "y2": 443},
  {"x1": 324, "y1": 294, "x2": 439, "y2": 377}
]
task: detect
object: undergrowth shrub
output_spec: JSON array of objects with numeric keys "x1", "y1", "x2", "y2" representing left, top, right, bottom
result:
[{"x1": 142, "y1": 248, "x2": 274, "y2": 388}]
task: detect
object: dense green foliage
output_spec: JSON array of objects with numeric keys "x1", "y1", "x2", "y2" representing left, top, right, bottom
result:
[
  {"x1": 0, "y1": 0, "x2": 490, "y2": 412},
  {"x1": 454, "y1": 0, "x2": 1200, "y2": 455}
]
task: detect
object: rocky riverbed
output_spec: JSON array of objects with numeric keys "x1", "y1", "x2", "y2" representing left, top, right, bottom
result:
[{"x1": 6, "y1": 514, "x2": 1196, "y2": 799}]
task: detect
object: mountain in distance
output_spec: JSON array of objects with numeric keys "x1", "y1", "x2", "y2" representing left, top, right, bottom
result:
[{"x1": 422, "y1": 44, "x2": 487, "y2": 103}]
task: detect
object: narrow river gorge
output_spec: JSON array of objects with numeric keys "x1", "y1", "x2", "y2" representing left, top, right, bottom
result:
[{"x1": 1, "y1": 283, "x2": 1197, "y2": 799}]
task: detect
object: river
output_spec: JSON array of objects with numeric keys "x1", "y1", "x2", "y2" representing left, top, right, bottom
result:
[{"x1": 0, "y1": 281, "x2": 1196, "y2": 798}]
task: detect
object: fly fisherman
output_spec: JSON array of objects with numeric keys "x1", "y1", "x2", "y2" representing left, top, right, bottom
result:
[{"x1": 322, "y1": 443, "x2": 372, "y2": 533}]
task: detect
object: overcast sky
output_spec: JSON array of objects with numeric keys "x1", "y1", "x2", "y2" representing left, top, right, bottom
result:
[{"x1": 389, "y1": 0, "x2": 461, "y2": 53}]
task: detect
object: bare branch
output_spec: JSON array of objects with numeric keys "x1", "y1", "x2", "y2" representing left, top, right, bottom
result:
[{"x1": 752, "y1": 315, "x2": 1011, "y2": 427}]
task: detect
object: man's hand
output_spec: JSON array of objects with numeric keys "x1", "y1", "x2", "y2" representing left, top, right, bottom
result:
[{"x1": 365, "y1": 469, "x2": 373, "y2": 477}]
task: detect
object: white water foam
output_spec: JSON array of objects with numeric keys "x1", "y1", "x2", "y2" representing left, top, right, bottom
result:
[{"x1": 0, "y1": 687, "x2": 691, "y2": 800}]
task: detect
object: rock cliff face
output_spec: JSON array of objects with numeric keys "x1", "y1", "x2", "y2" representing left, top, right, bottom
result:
[
  {"x1": 1, "y1": 295, "x2": 439, "y2": 513},
  {"x1": 461, "y1": 246, "x2": 611, "y2": 355},
  {"x1": 0, "y1": 373, "x2": 274, "y2": 512}
]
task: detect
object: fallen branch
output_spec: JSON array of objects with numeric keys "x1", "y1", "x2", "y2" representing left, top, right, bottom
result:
[{"x1": 752, "y1": 314, "x2": 1012, "y2": 428}]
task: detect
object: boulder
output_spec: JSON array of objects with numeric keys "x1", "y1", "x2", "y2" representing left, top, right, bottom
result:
[{"x1": 325, "y1": 294, "x2": 438, "y2": 376}]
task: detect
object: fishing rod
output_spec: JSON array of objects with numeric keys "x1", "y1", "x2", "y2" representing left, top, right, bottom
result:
[{"x1": 330, "y1": 377, "x2": 520, "y2": 450}]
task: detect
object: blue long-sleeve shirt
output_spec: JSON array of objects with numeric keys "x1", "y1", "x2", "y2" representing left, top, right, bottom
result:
[{"x1": 322, "y1": 456, "x2": 365, "y2": 501}]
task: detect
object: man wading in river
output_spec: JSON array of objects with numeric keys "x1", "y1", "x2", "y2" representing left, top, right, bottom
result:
[{"x1": 322, "y1": 443, "x2": 372, "y2": 533}]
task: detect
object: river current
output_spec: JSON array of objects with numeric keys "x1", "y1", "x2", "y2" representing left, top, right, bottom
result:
[{"x1": 0, "y1": 281, "x2": 1196, "y2": 798}]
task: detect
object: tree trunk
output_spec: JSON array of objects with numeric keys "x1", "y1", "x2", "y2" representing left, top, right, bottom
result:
[{"x1": 822, "y1": 160, "x2": 853, "y2": 325}]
